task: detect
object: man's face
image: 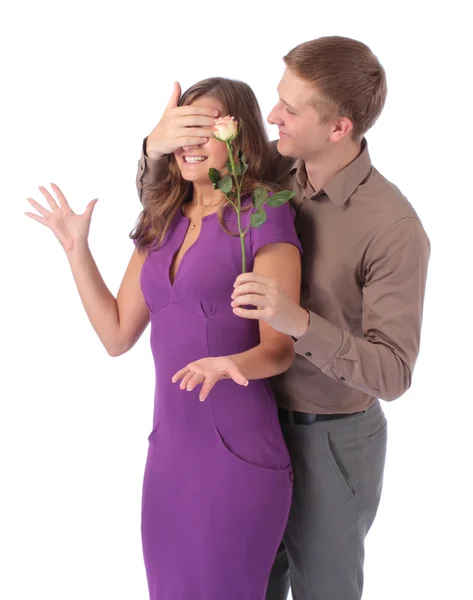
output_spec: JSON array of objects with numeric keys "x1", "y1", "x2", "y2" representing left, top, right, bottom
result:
[{"x1": 268, "y1": 67, "x2": 336, "y2": 161}]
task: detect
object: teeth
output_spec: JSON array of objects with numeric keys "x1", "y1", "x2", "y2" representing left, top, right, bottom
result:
[{"x1": 184, "y1": 156, "x2": 207, "y2": 163}]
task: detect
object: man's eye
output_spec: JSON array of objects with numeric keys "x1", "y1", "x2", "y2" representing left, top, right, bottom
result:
[{"x1": 285, "y1": 106, "x2": 296, "y2": 115}]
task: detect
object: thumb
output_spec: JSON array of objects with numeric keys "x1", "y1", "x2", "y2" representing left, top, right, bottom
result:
[
  {"x1": 84, "y1": 198, "x2": 99, "y2": 219},
  {"x1": 229, "y1": 368, "x2": 249, "y2": 387},
  {"x1": 166, "y1": 81, "x2": 181, "y2": 108}
]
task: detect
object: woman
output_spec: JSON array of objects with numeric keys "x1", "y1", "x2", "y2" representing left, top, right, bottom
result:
[{"x1": 25, "y1": 77, "x2": 302, "y2": 600}]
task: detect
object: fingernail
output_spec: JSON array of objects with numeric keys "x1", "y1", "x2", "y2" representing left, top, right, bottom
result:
[
  {"x1": 187, "y1": 387, "x2": 192, "y2": 391},
  {"x1": 199, "y1": 397, "x2": 205, "y2": 402},
  {"x1": 245, "y1": 381, "x2": 249, "y2": 386}
]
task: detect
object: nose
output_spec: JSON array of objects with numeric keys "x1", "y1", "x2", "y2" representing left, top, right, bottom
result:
[
  {"x1": 182, "y1": 141, "x2": 205, "y2": 152},
  {"x1": 267, "y1": 105, "x2": 283, "y2": 126}
]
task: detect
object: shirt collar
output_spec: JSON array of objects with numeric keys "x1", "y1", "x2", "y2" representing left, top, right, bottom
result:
[{"x1": 289, "y1": 137, "x2": 372, "y2": 207}]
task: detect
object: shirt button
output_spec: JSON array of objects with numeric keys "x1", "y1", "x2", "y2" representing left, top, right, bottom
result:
[
  {"x1": 340, "y1": 377, "x2": 346, "y2": 382},
  {"x1": 305, "y1": 352, "x2": 312, "y2": 357}
]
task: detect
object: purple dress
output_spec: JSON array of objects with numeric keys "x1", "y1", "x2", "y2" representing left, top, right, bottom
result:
[{"x1": 136, "y1": 198, "x2": 302, "y2": 600}]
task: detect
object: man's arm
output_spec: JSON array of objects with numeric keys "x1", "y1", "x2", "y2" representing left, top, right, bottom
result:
[
  {"x1": 135, "y1": 136, "x2": 169, "y2": 205},
  {"x1": 293, "y1": 217, "x2": 431, "y2": 401}
]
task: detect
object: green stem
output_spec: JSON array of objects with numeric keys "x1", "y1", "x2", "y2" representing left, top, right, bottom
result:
[{"x1": 226, "y1": 141, "x2": 246, "y2": 273}]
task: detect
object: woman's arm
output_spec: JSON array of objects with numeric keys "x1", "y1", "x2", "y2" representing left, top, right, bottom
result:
[
  {"x1": 25, "y1": 183, "x2": 150, "y2": 357},
  {"x1": 66, "y1": 244, "x2": 150, "y2": 356},
  {"x1": 228, "y1": 241, "x2": 301, "y2": 379}
]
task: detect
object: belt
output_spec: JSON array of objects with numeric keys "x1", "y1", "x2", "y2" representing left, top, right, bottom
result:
[{"x1": 278, "y1": 406, "x2": 363, "y2": 425}]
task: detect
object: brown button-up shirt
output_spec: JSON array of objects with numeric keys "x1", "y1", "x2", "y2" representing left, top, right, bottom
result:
[{"x1": 136, "y1": 137, "x2": 431, "y2": 414}]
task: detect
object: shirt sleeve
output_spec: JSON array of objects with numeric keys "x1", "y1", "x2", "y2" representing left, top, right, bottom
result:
[
  {"x1": 250, "y1": 200, "x2": 302, "y2": 257},
  {"x1": 136, "y1": 137, "x2": 170, "y2": 205},
  {"x1": 293, "y1": 217, "x2": 431, "y2": 401}
]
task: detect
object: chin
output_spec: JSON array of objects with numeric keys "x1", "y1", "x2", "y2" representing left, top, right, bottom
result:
[
  {"x1": 276, "y1": 138, "x2": 290, "y2": 157},
  {"x1": 181, "y1": 173, "x2": 211, "y2": 186},
  {"x1": 177, "y1": 168, "x2": 203, "y2": 183}
]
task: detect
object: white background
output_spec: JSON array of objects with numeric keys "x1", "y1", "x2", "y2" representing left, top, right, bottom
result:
[{"x1": 1, "y1": 1, "x2": 471, "y2": 599}]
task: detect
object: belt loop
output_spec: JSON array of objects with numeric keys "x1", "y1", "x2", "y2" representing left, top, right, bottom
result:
[{"x1": 288, "y1": 409, "x2": 295, "y2": 425}]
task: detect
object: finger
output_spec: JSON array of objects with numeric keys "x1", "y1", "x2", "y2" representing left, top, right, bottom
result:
[
  {"x1": 172, "y1": 367, "x2": 189, "y2": 382},
  {"x1": 38, "y1": 185, "x2": 60, "y2": 212},
  {"x1": 231, "y1": 294, "x2": 269, "y2": 309},
  {"x1": 185, "y1": 372, "x2": 204, "y2": 391},
  {"x1": 178, "y1": 137, "x2": 209, "y2": 148},
  {"x1": 229, "y1": 368, "x2": 249, "y2": 387},
  {"x1": 180, "y1": 371, "x2": 196, "y2": 390},
  {"x1": 231, "y1": 282, "x2": 268, "y2": 299},
  {"x1": 173, "y1": 105, "x2": 219, "y2": 118},
  {"x1": 175, "y1": 115, "x2": 218, "y2": 128},
  {"x1": 181, "y1": 142, "x2": 208, "y2": 152},
  {"x1": 50, "y1": 183, "x2": 71, "y2": 209},
  {"x1": 26, "y1": 197, "x2": 51, "y2": 218},
  {"x1": 234, "y1": 272, "x2": 275, "y2": 288},
  {"x1": 176, "y1": 127, "x2": 216, "y2": 139},
  {"x1": 24, "y1": 212, "x2": 48, "y2": 226},
  {"x1": 166, "y1": 81, "x2": 182, "y2": 109},
  {"x1": 233, "y1": 307, "x2": 264, "y2": 320},
  {"x1": 199, "y1": 377, "x2": 218, "y2": 402},
  {"x1": 83, "y1": 198, "x2": 99, "y2": 219}
]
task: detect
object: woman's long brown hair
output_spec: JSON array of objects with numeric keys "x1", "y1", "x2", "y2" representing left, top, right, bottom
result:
[{"x1": 130, "y1": 77, "x2": 278, "y2": 251}]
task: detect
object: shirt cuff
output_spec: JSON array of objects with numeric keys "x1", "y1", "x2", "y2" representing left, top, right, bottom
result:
[
  {"x1": 293, "y1": 310, "x2": 343, "y2": 368},
  {"x1": 138, "y1": 137, "x2": 168, "y2": 183}
]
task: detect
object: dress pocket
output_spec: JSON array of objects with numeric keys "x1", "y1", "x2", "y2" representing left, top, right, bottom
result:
[
  {"x1": 210, "y1": 404, "x2": 291, "y2": 475},
  {"x1": 322, "y1": 431, "x2": 355, "y2": 499}
]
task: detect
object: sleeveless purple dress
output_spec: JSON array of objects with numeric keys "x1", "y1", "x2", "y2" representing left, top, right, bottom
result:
[{"x1": 136, "y1": 198, "x2": 302, "y2": 600}]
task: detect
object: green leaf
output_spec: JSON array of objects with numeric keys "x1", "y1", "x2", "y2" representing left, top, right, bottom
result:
[
  {"x1": 266, "y1": 190, "x2": 295, "y2": 207},
  {"x1": 208, "y1": 168, "x2": 221, "y2": 186},
  {"x1": 252, "y1": 187, "x2": 268, "y2": 210},
  {"x1": 227, "y1": 191, "x2": 237, "y2": 202},
  {"x1": 217, "y1": 175, "x2": 233, "y2": 195},
  {"x1": 250, "y1": 208, "x2": 267, "y2": 228},
  {"x1": 237, "y1": 150, "x2": 248, "y2": 174}
]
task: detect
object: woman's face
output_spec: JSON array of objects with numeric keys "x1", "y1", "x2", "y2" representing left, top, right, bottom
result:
[{"x1": 174, "y1": 96, "x2": 230, "y2": 186}]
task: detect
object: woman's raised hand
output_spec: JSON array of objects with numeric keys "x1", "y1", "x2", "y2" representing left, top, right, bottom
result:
[{"x1": 25, "y1": 183, "x2": 98, "y2": 252}]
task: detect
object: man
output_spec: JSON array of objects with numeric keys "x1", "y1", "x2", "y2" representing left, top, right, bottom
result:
[{"x1": 134, "y1": 36, "x2": 430, "y2": 600}]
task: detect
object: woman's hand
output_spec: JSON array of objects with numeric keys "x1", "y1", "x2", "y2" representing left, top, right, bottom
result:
[
  {"x1": 24, "y1": 183, "x2": 98, "y2": 252},
  {"x1": 172, "y1": 356, "x2": 249, "y2": 402}
]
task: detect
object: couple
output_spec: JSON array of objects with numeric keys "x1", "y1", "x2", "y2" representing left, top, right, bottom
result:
[{"x1": 25, "y1": 36, "x2": 430, "y2": 600}]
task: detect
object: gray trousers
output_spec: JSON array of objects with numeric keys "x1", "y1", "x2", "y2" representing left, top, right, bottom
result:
[{"x1": 266, "y1": 400, "x2": 388, "y2": 600}]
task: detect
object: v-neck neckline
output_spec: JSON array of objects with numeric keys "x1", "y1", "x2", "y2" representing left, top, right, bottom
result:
[{"x1": 168, "y1": 207, "x2": 218, "y2": 288}]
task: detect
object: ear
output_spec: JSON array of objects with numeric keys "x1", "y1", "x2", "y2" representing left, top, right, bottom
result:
[{"x1": 330, "y1": 116, "x2": 354, "y2": 142}]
